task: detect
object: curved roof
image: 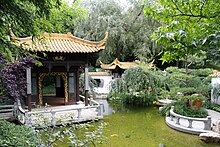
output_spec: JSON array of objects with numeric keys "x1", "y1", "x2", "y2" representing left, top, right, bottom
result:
[
  {"x1": 88, "y1": 72, "x2": 112, "y2": 76},
  {"x1": 14, "y1": 32, "x2": 108, "y2": 53},
  {"x1": 100, "y1": 58, "x2": 138, "y2": 70}
]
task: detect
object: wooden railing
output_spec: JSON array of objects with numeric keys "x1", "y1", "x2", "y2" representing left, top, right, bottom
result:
[
  {"x1": 169, "y1": 106, "x2": 212, "y2": 130},
  {"x1": 16, "y1": 96, "x2": 103, "y2": 126}
]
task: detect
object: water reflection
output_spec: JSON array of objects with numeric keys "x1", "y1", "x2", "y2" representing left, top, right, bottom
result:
[{"x1": 95, "y1": 99, "x2": 115, "y2": 115}]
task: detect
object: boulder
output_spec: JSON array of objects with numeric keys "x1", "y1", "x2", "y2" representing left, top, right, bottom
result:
[
  {"x1": 212, "y1": 120, "x2": 220, "y2": 133},
  {"x1": 199, "y1": 132, "x2": 220, "y2": 143}
]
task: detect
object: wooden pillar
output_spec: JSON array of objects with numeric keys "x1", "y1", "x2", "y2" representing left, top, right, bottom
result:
[
  {"x1": 84, "y1": 63, "x2": 89, "y2": 106},
  {"x1": 68, "y1": 72, "x2": 75, "y2": 104},
  {"x1": 26, "y1": 68, "x2": 32, "y2": 111},
  {"x1": 75, "y1": 68, "x2": 80, "y2": 102}
]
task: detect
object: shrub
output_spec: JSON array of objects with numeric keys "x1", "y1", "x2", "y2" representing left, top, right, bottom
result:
[
  {"x1": 163, "y1": 67, "x2": 212, "y2": 99},
  {"x1": 0, "y1": 120, "x2": 40, "y2": 147},
  {"x1": 0, "y1": 97, "x2": 14, "y2": 105},
  {"x1": 160, "y1": 103, "x2": 172, "y2": 116},
  {"x1": 203, "y1": 101, "x2": 220, "y2": 113},
  {"x1": 174, "y1": 102, "x2": 208, "y2": 118},
  {"x1": 0, "y1": 56, "x2": 35, "y2": 100},
  {"x1": 109, "y1": 66, "x2": 163, "y2": 107},
  {"x1": 119, "y1": 92, "x2": 156, "y2": 107},
  {"x1": 160, "y1": 101, "x2": 209, "y2": 118}
]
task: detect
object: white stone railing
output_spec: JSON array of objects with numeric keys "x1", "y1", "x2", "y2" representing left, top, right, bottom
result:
[
  {"x1": 16, "y1": 97, "x2": 103, "y2": 126},
  {"x1": 79, "y1": 95, "x2": 100, "y2": 106},
  {"x1": 169, "y1": 106, "x2": 212, "y2": 130},
  {"x1": 0, "y1": 105, "x2": 14, "y2": 120}
]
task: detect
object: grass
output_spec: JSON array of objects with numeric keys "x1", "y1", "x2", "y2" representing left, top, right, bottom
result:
[{"x1": 43, "y1": 84, "x2": 56, "y2": 95}]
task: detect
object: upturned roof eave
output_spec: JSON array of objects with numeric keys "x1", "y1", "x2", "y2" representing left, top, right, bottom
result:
[{"x1": 13, "y1": 32, "x2": 108, "y2": 53}]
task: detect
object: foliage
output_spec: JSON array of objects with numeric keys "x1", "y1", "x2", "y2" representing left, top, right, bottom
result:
[
  {"x1": 144, "y1": 0, "x2": 220, "y2": 64},
  {"x1": 203, "y1": 101, "x2": 220, "y2": 113},
  {"x1": 0, "y1": 112, "x2": 107, "y2": 147},
  {"x1": 0, "y1": 53, "x2": 35, "y2": 100},
  {"x1": 37, "y1": 0, "x2": 87, "y2": 33},
  {"x1": 0, "y1": 98, "x2": 14, "y2": 106},
  {"x1": 79, "y1": 73, "x2": 97, "y2": 96},
  {"x1": 109, "y1": 66, "x2": 164, "y2": 106},
  {"x1": 30, "y1": 112, "x2": 107, "y2": 147},
  {"x1": 163, "y1": 67, "x2": 212, "y2": 99},
  {"x1": 212, "y1": 84, "x2": 220, "y2": 102},
  {"x1": 174, "y1": 102, "x2": 208, "y2": 118},
  {"x1": 0, "y1": 120, "x2": 40, "y2": 147},
  {"x1": 160, "y1": 103, "x2": 172, "y2": 116},
  {"x1": 43, "y1": 84, "x2": 56, "y2": 95},
  {"x1": 118, "y1": 92, "x2": 156, "y2": 107},
  {"x1": 68, "y1": 122, "x2": 107, "y2": 146},
  {"x1": 0, "y1": 0, "x2": 61, "y2": 60},
  {"x1": 0, "y1": 0, "x2": 86, "y2": 64},
  {"x1": 74, "y1": 0, "x2": 160, "y2": 65}
]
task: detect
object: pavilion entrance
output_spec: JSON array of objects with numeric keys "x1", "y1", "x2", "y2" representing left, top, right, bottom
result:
[
  {"x1": 38, "y1": 72, "x2": 68, "y2": 106},
  {"x1": 41, "y1": 72, "x2": 67, "y2": 106}
]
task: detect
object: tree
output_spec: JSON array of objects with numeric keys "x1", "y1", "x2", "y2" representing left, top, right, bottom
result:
[
  {"x1": 0, "y1": 0, "x2": 61, "y2": 60},
  {"x1": 74, "y1": 0, "x2": 159, "y2": 65},
  {"x1": 144, "y1": 0, "x2": 220, "y2": 65},
  {"x1": 37, "y1": 1, "x2": 87, "y2": 33}
]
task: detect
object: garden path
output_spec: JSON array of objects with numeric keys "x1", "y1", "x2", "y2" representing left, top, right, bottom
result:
[{"x1": 207, "y1": 109, "x2": 220, "y2": 124}]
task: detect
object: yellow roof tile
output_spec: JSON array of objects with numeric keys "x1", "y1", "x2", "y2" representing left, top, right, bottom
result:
[
  {"x1": 14, "y1": 32, "x2": 108, "y2": 53},
  {"x1": 100, "y1": 58, "x2": 138, "y2": 70},
  {"x1": 88, "y1": 72, "x2": 112, "y2": 76}
]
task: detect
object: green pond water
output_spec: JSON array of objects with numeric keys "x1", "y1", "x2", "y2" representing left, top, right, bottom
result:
[{"x1": 57, "y1": 106, "x2": 219, "y2": 147}]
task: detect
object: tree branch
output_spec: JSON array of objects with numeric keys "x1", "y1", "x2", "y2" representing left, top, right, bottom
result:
[
  {"x1": 133, "y1": 5, "x2": 145, "y2": 23},
  {"x1": 171, "y1": 0, "x2": 184, "y2": 14},
  {"x1": 200, "y1": 0, "x2": 206, "y2": 17},
  {"x1": 172, "y1": 13, "x2": 216, "y2": 18}
]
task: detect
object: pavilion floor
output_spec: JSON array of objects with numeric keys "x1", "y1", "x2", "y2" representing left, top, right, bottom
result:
[{"x1": 42, "y1": 96, "x2": 65, "y2": 106}]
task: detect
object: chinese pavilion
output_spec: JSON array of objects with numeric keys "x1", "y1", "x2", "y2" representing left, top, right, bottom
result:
[
  {"x1": 15, "y1": 32, "x2": 108, "y2": 110},
  {"x1": 100, "y1": 58, "x2": 138, "y2": 77}
]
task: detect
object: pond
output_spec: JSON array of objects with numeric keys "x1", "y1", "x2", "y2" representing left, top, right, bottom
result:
[{"x1": 57, "y1": 100, "x2": 219, "y2": 147}]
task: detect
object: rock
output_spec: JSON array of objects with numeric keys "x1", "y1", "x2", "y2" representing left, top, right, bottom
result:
[
  {"x1": 212, "y1": 120, "x2": 220, "y2": 133},
  {"x1": 199, "y1": 132, "x2": 220, "y2": 143}
]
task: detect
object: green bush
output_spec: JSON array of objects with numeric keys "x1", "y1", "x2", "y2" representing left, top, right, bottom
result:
[
  {"x1": 203, "y1": 101, "x2": 220, "y2": 113},
  {"x1": 0, "y1": 120, "x2": 40, "y2": 147},
  {"x1": 109, "y1": 66, "x2": 163, "y2": 107},
  {"x1": 119, "y1": 92, "x2": 156, "y2": 107},
  {"x1": 163, "y1": 67, "x2": 212, "y2": 99},
  {"x1": 0, "y1": 98, "x2": 14, "y2": 105},
  {"x1": 174, "y1": 102, "x2": 208, "y2": 118},
  {"x1": 160, "y1": 103, "x2": 172, "y2": 116},
  {"x1": 160, "y1": 102, "x2": 209, "y2": 118}
]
